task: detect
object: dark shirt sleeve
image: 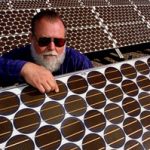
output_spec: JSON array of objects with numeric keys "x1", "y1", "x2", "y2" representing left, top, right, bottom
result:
[
  {"x1": 0, "y1": 57, "x2": 27, "y2": 86},
  {"x1": 55, "y1": 48, "x2": 93, "y2": 75},
  {"x1": 72, "y1": 49, "x2": 93, "y2": 70},
  {"x1": 0, "y1": 45, "x2": 33, "y2": 86}
]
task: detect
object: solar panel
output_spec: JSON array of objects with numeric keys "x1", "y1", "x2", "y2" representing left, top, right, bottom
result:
[
  {"x1": 132, "y1": 0, "x2": 150, "y2": 5},
  {"x1": 137, "y1": 5, "x2": 150, "y2": 21},
  {"x1": 0, "y1": 0, "x2": 9, "y2": 10},
  {"x1": 108, "y1": 22, "x2": 150, "y2": 47},
  {"x1": 95, "y1": 5, "x2": 150, "y2": 49},
  {"x1": 0, "y1": 35, "x2": 30, "y2": 56},
  {"x1": 0, "y1": 2, "x2": 149, "y2": 56},
  {"x1": 0, "y1": 9, "x2": 36, "y2": 36},
  {"x1": 109, "y1": 0, "x2": 131, "y2": 5},
  {"x1": 95, "y1": 5, "x2": 141, "y2": 25},
  {"x1": 49, "y1": 0, "x2": 81, "y2": 7},
  {"x1": 55, "y1": 7, "x2": 99, "y2": 28},
  {"x1": 0, "y1": 56, "x2": 150, "y2": 149},
  {"x1": 11, "y1": 0, "x2": 49, "y2": 9},
  {"x1": 67, "y1": 26, "x2": 113, "y2": 53},
  {"x1": 81, "y1": 0, "x2": 108, "y2": 6}
]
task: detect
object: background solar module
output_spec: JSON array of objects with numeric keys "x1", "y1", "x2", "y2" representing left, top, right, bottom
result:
[
  {"x1": 0, "y1": 56, "x2": 149, "y2": 149},
  {"x1": 108, "y1": 22, "x2": 150, "y2": 47},
  {"x1": 67, "y1": 26, "x2": 113, "y2": 53},
  {"x1": 81, "y1": 0, "x2": 108, "y2": 6},
  {"x1": 55, "y1": 7, "x2": 100, "y2": 28},
  {"x1": 49, "y1": 0, "x2": 81, "y2": 7},
  {"x1": 109, "y1": 0, "x2": 131, "y2": 5},
  {"x1": 0, "y1": 1, "x2": 150, "y2": 56},
  {"x1": 11, "y1": 0, "x2": 49, "y2": 9},
  {"x1": 95, "y1": 5, "x2": 142, "y2": 24},
  {"x1": 137, "y1": 5, "x2": 150, "y2": 21},
  {"x1": 0, "y1": 35, "x2": 30, "y2": 55},
  {"x1": 0, "y1": 0, "x2": 9, "y2": 10},
  {"x1": 132, "y1": 0, "x2": 150, "y2": 5},
  {"x1": 0, "y1": 9, "x2": 36, "y2": 36}
]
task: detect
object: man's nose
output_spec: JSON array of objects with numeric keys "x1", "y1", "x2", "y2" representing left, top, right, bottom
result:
[{"x1": 48, "y1": 41, "x2": 55, "y2": 51}]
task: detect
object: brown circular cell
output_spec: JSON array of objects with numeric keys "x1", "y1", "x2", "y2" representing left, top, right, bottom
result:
[
  {"x1": 47, "y1": 80, "x2": 68, "y2": 100},
  {"x1": 0, "y1": 41, "x2": 5, "y2": 47},
  {"x1": 105, "y1": 67, "x2": 122, "y2": 83},
  {"x1": 35, "y1": 125, "x2": 61, "y2": 150},
  {"x1": 147, "y1": 57, "x2": 150, "y2": 67},
  {"x1": 138, "y1": 92, "x2": 150, "y2": 110},
  {"x1": 4, "y1": 46, "x2": 10, "y2": 51},
  {"x1": 135, "y1": 60, "x2": 150, "y2": 75},
  {"x1": 121, "y1": 63, "x2": 137, "y2": 79},
  {"x1": 40, "y1": 101, "x2": 65, "y2": 124},
  {"x1": 142, "y1": 132, "x2": 150, "y2": 149},
  {"x1": 105, "y1": 84, "x2": 123, "y2": 102},
  {"x1": 59, "y1": 143, "x2": 81, "y2": 150},
  {"x1": 104, "y1": 125, "x2": 125, "y2": 148},
  {"x1": 5, "y1": 25, "x2": 11, "y2": 31},
  {"x1": 123, "y1": 117, "x2": 143, "y2": 139},
  {"x1": 23, "y1": 28, "x2": 29, "y2": 33},
  {"x1": 0, "y1": 91, "x2": 20, "y2": 115},
  {"x1": 8, "y1": 36, "x2": 14, "y2": 41},
  {"x1": 86, "y1": 89, "x2": 106, "y2": 109},
  {"x1": 0, "y1": 116, "x2": 13, "y2": 144},
  {"x1": 104, "y1": 103, "x2": 124, "y2": 124},
  {"x1": 140, "y1": 111, "x2": 150, "y2": 131},
  {"x1": 10, "y1": 30, "x2": 16, "y2": 34},
  {"x1": 6, "y1": 40, "x2": 12, "y2": 46},
  {"x1": 122, "y1": 80, "x2": 139, "y2": 96},
  {"x1": 15, "y1": 35, "x2": 21, "y2": 40},
  {"x1": 5, "y1": 135, "x2": 34, "y2": 150},
  {"x1": 61, "y1": 117, "x2": 85, "y2": 141},
  {"x1": 84, "y1": 110, "x2": 106, "y2": 132},
  {"x1": 1, "y1": 36, "x2": 7, "y2": 41},
  {"x1": 87, "y1": 71, "x2": 106, "y2": 89},
  {"x1": 67, "y1": 75, "x2": 88, "y2": 94},
  {"x1": 82, "y1": 133, "x2": 106, "y2": 150},
  {"x1": 65, "y1": 95, "x2": 86, "y2": 116},
  {"x1": 122, "y1": 97, "x2": 141, "y2": 117},
  {"x1": 13, "y1": 108, "x2": 40, "y2": 134},
  {"x1": 137, "y1": 75, "x2": 150, "y2": 91},
  {"x1": 124, "y1": 140, "x2": 144, "y2": 150},
  {"x1": 3, "y1": 30, "x2": 9, "y2": 35},
  {"x1": 21, "y1": 86, "x2": 45, "y2": 107}
]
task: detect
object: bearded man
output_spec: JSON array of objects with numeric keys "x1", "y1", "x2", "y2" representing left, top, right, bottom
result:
[{"x1": 1, "y1": 9, "x2": 93, "y2": 93}]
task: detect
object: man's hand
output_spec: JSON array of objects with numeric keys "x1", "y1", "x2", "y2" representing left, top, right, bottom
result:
[{"x1": 21, "y1": 62, "x2": 59, "y2": 93}]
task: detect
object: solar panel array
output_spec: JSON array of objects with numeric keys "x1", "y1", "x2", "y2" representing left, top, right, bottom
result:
[
  {"x1": 0, "y1": 56, "x2": 150, "y2": 150},
  {"x1": 0, "y1": 1, "x2": 150, "y2": 149},
  {"x1": 0, "y1": 0, "x2": 150, "y2": 55}
]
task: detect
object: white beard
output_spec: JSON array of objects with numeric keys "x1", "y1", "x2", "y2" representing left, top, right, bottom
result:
[{"x1": 31, "y1": 43, "x2": 65, "y2": 72}]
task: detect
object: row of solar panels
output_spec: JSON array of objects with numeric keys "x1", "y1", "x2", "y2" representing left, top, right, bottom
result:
[
  {"x1": 0, "y1": 4, "x2": 150, "y2": 55},
  {"x1": 0, "y1": 0, "x2": 150, "y2": 10}
]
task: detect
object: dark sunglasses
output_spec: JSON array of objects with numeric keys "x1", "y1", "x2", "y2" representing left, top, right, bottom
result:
[{"x1": 37, "y1": 37, "x2": 66, "y2": 47}]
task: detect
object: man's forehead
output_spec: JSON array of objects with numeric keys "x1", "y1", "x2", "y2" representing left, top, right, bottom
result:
[{"x1": 35, "y1": 17, "x2": 64, "y2": 27}]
